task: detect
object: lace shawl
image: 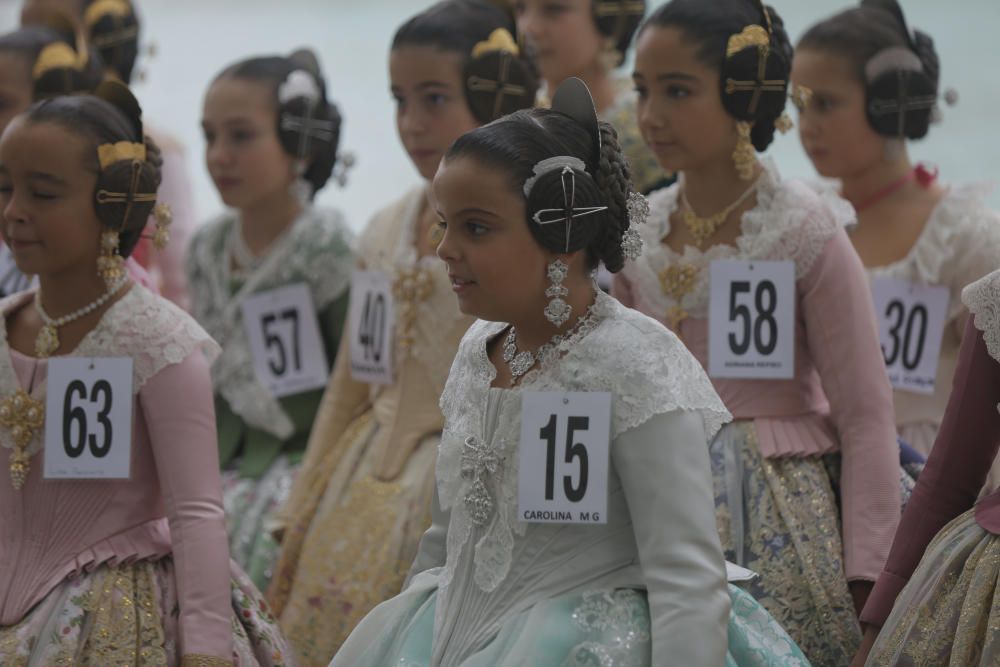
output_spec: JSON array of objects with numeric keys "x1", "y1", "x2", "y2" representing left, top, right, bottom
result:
[
  {"x1": 435, "y1": 291, "x2": 731, "y2": 592},
  {"x1": 621, "y1": 158, "x2": 853, "y2": 319},
  {"x1": 963, "y1": 269, "x2": 1000, "y2": 371},
  {"x1": 867, "y1": 182, "x2": 1000, "y2": 322},
  {"x1": 0, "y1": 285, "x2": 219, "y2": 460},
  {"x1": 186, "y1": 206, "x2": 353, "y2": 439}
]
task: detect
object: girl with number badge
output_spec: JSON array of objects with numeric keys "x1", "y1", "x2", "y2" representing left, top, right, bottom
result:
[
  {"x1": 792, "y1": 0, "x2": 1000, "y2": 464},
  {"x1": 0, "y1": 83, "x2": 290, "y2": 665},
  {"x1": 331, "y1": 77, "x2": 808, "y2": 667},
  {"x1": 615, "y1": 1, "x2": 901, "y2": 664},
  {"x1": 187, "y1": 50, "x2": 354, "y2": 591},
  {"x1": 852, "y1": 268, "x2": 1000, "y2": 664},
  {"x1": 0, "y1": 17, "x2": 153, "y2": 300},
  {"x1": 267, "y1": 3, "x2": 537, "y2": 663},
  {"x1": 514, "y1": 0, "x2": 671, "y2": 194}
]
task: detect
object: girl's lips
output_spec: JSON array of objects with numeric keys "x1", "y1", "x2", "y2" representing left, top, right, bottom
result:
[
  {"x1": 449, "y1": 274, "x2": 476, "y2": 293},
  {"x1": 215, "y1": 177, "x2": 240, "y2": 190}
]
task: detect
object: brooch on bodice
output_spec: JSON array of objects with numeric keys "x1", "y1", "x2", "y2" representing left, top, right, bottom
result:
[
  {"x1": 0, "y1": 389, "x2": 45, "y2": 490},
  {"x1": 659, "y1": 264, "x2": 699, "y2": 332},
  {"x1": 461, "y1": 436, "x2": 503, "y2": 526},
  {"x1": 392, "y1": 267, "x2": 434, "y2": 354}
]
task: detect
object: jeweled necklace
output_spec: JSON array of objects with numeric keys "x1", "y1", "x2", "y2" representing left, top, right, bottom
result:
[
  {"x1": 502, "y1": 300, "x2": 599, "y2": 385},
  {"x1": 680, "y1": 177, "x2": 759, "y2": 248},
  {"x1": 34, "y1": 275, "x2": 129, "y2": 358}
]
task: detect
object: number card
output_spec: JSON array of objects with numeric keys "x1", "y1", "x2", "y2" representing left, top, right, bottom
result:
[
  {"x1": 0, "y1": 244, "x2": 36, "y2": 298},
  {"x1": 347, "y1": 270, "x2": 396, "y2": 385},
  {"x1": 871, "y1": 277, "x2": 950, "y2": 395},
  {"x1": 518, "y1": 391, "x2": 611, "y2": 525},
  {"x1": 44, "y1": 358, "x2": 133, "y2": 480},
  {"x1": 241, "y1": 284, "x2": 330, "y2": 398},
  {"x1": 709, "y1": 260, "x2": 795, "y2": 379}
]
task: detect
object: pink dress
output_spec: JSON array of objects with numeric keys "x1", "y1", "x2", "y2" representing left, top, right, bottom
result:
[
  {"x1": 0, "y1": 285, "x2": 292, "y2": 666},
  {"x1": 614, "y1": 159, "x2": 900, "y2": 667}
]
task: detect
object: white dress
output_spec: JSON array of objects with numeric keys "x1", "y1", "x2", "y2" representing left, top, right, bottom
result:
[{"x1": 331, "y1": 291, "x2": 809, "y2": 666}]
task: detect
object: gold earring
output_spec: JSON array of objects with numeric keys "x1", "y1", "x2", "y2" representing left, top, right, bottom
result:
[
  {"x1": 733, "y1": 121, "x2": 756, "y2": 180},
  {"x1": 775, "y1": 112, "x2": 794, "y2": 134},
  {"x1": 152, "y1": 202, "x2": 172, "y2": 250},
  {"x1": 97, "y1": 229, "x2": 125, "y2": 287}
]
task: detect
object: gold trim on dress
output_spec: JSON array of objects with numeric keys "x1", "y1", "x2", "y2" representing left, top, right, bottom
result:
[
  {"x1": 180, "y1": 655, "x2": 233, "y2": 667},
  {"x1": 392, "y1": 267, "x2": 434, "y2": 355}
]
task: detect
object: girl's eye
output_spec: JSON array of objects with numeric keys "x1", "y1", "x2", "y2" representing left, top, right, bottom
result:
[
  {"x1": 466, "y1": 221, "x2": 488, "y2": 236},
  {"x1": 232, "y1": 130, "x2": 255, "y2": 142},
  {"x1": 427, "y1": 93, "x2": 448, "y2": 107},
  {"x1": 666, "y1": 85, "x2": 690, "y2": 99},
  {"x1": 633, "y1": 85, "x2": 647, "y2": 100},
  {"x1": 32, "y1": 191, "x2": 56, "y2": 201}
]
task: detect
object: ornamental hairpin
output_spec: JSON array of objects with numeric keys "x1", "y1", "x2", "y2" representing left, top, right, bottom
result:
[{"x1": 530, "y1": 165, "x2": 609, "y2": 253}]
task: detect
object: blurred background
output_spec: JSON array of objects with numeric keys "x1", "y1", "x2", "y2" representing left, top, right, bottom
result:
[{"x1": 0, "y1": 0, "x2": 996, "y2": 231}]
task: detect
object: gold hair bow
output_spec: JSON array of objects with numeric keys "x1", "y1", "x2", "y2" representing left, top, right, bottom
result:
[
  {"x1": 97, "y1": 141, "x2": 146, "y2": 169},
  {"x1": 32, "y1": 42, "x2": 86, "y2": 80},
  {"x1": 84, "y1": 0, "x2": 132, "y2": 28},
  {"x1": 472, "y1": 28, "x2": 519, "y2": 58},
  {"x1": 726, "y1": 24, "x2": 770, "y2": 59}
]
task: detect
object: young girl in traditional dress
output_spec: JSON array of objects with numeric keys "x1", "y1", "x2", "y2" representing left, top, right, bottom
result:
[
  {"x1": 266, "y1": 3, "x2": 537, "y2": 664},
  {"x1": 331, "y1": 76, "x2": 808, "y2": 667},
  {"x1": 0, "y1": 83, "x2": 290, "y2": 666},
  {"x1": 513, "y1": 0, "x2": 670, "y2": 194},
  {"x1": 187, "y1": 49, "x2": 354, "y2": 591},
  {"x1": 615, "y1": 1, "x2": 901, "y2": 664},
  {"x1": 0, "y1": 16, "x2": 155, "y2": 298},
  {"x1": 852, "y1": 268, "x2": 1000, "y2": 665},
  {"x1": 791, "y1": 0, "x2": 1000, "y2": 465}
]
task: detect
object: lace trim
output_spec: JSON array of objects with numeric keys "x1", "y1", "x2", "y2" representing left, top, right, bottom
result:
[
  {"x1": 358, "y1": 187, "x2": 470, "y2": 396},
  {"x1": 963, "y1": 269, "x2": 1000, "y2": 366},
  {"x1": 621, "y1": 158, "x2": 850, "y2": 319},
  {"x1": 435, "y1": 292, "x2": 731, "y2": 592},
  {"x1": 0, "y1": 285, "x2": 219, "y2": 459},
  {"x1": 868, "y1": 182, "x2": 1000, "y2": 321},
  {"x1": 187, "y1": 206, "x2": 353, "y2": 438}
]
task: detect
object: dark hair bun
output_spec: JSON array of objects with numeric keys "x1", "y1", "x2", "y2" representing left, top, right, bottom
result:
[
  {"x1": 861, "y1": 0, "x2": 939, "y2": 140},
  {"x1": 464, "y1": 46, "x2": 539, "y2": 123},
  {"x1": 592, "y1": 0, "x2": 647, "y2": 66},
  {"x1": 720, "y1": 3, "x2": 792, "y2": 151},
  {"x1": 31, "y1": 14, "x2": 104, "y2": 99},
  {"x1": 95, "y1": 134, "x2": 162, "y2": 257},
  {"x1": 276, "y1": 51, "x2": 342, "y2": 197},
  {"x1": 525, "y1": 165, "x2": 606, "y2": 258},
  {"x1": 85, "y1": 0, "x2": 140, "y2": 83}
]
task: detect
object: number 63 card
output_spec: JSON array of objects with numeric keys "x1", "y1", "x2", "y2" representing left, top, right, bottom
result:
[{"x1": 44, "y1": 357, "x2": 133, "y2": 480}]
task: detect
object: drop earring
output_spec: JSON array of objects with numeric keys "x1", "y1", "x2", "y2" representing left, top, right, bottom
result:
[
  {"x1": 544, "y1": 259, "x2": 571, "y2": 327},
  {"x1": 96, "y1": 229, "x2": 125, "y2": 288},
  {"x1": 732, "y1": 121, "x2": 756, "y2": 181}
]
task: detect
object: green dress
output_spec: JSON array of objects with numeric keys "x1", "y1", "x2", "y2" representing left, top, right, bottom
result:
[{"x1": 186, "y1": 205, "x2": 354, "y2": 590}]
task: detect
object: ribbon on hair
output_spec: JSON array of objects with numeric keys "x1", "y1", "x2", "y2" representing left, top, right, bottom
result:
[{"x1": 531, "y1": 165, "x2": 608, "y2": 253}]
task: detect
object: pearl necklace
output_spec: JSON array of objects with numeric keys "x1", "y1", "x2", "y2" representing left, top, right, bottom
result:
[
  {"x1": 34, "y1": 275, "x2": 129, "y2": 358},
  {"x1": 502, "y1": 300, "x2": 600, "y2": 385}
]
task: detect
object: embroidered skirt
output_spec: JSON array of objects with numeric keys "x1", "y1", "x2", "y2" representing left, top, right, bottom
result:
[
  {"x1": 711, "y1": 421, "x2": 862, "y2": 667},
  {"x1": 223, "y1": 455, "x2": 299, "y2": 592},
  {"x1": 867, "y1": 508, "x2": 1000, "y2": 666},
  {"x1": 330, "y1": 578, "x2": 809, "y2": 666},
  {"x1": 266, "y1": 410, "x2": 438, "y2": 667},
  {"x1": 0, "y1": 558, "x2": 292, "y2": 666}
]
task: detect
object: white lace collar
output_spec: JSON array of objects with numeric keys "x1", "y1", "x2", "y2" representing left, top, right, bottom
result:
[
  {"x1": 865, "y1": 182, "x2": 997, "y2": 285},
  {"x1": 963, "y1": 269, "x2": 1000, "y2": 366},
  {"x1": 188, "y1": 205, "x2": 353, "y2": 439},
  {"x1": 435, "y1": 291, "x2": 731, "y2": 592},
  {"x1": 623, "y1": 158, "x2": 852, "y2": 318},
  {"x1": 0, "y1": 285, "x2": 218, "y2": 459}
]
